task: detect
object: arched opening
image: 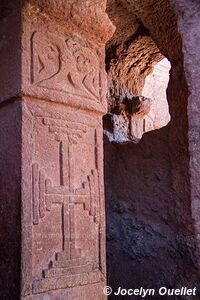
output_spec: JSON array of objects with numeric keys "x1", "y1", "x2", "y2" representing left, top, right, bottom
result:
[
  {"x1": 104, "y1": 0, "x2": 200, "y2": 297},
  {"x1": 141, "y1": 58, "x2": 171, "y2": 131},
  {"x1": 104, "y1": 57, "x2": 171, "y2": 143}
]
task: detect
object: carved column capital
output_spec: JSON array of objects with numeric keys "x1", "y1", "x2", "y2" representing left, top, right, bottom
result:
[
  {"x1": 21, "y1": 0, "x2": 116, "y2": 113},
  {"x1": 0, "y1": 1, "x2": 115, "y2": 112}
]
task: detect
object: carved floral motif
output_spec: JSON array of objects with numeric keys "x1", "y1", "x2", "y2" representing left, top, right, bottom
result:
[{"x1": 31, "y1": 32, "x2": 101, "y2": 101}]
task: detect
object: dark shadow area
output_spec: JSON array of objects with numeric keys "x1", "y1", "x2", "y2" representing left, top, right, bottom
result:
[
  {"x1": 104, "y1": 125, "x2": 200, "y2": 299},
  {"x1": 104, "y1": 1, "x2": 200, "y2": 299}
]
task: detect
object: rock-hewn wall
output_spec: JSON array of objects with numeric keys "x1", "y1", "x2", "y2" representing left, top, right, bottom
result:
[
  {"x1": 105, "y1": 0, "x2": 200, "y2": 298},
  {"x1": 171, "y1": 0, "x2": 200, "y2": 270},
  {"x1": 104, "y1": 128, "x2": 199, "y2": 299}
]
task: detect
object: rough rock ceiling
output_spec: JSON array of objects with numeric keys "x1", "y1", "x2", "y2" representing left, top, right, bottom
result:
[{"x1": 106, "y1": 0, "x2": 181, "y2": 96}]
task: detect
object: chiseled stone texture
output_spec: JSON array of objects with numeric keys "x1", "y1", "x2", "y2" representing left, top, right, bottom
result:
[
  {"x1": 104, "y1": 95, "x2": 153, "y2": 143},
  {"x1": 104, "y1": 129, "x2": 200, "y2": 299},
  {"x1": 20, "y1": 1, "x2": 114, "y2": 113},
  {"x1": 0, "y1": 1, "x2": 113, "y2": 299},
  {"x1": 20, "y1": 98, "x2": 106, "y2": 299},
  {"x1": 171, "y1": 0, "x2": 200, "y2": 269},
  {"x1": 0, "y1": 0, "x2": 115, "y2": 109},
  {"x1": 105, "y1": 0, "x2": 200, "y2": 297},
  {"x1": 104, "y1": 58, "x2": 171, "y2": 143},
  {"x1": 106, "y1": 0, "x2": 163, "y2": 96},
  {"x1": 0, "y1": 1, "x2": 21, "y2": 102}
]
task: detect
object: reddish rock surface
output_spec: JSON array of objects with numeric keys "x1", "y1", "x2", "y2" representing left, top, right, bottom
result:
[
  {"x1": 171, "y1": 0, "x2": 200, "y2": 270},
  {"x1": 0, "y1": 1, "x2": 114, "y2": 299},
  {"x1": 105, "y1": 0, "x2": 200, "y2": 299},
  {"x1": 104, "y1": 58, "x2": 171, "y2": 143},
  {"x1": 1, "y1": 0, "x2": 200, "y2": 299}
]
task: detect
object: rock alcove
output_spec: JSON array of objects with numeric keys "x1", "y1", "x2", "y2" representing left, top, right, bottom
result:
[{"x1": 104, "y1": 1, "x2": 200, "y2": 299}]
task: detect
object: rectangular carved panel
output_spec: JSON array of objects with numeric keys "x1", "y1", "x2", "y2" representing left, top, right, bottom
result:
[
  {"x1": 22, "y1": 18, "x2": 107, "y2": 113},
  {"x1": 31, "y1": 31, "x2": 101, "y2": 102},
  {"x1": 21, "y1": 100, "x2": 105, "y2": 297}
]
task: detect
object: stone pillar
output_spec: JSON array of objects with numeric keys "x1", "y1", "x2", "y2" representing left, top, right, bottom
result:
[
  {"x1": 171, "y1": 0, "x2": 200, "y2": 268},
  {"x1": 0, "y1": 1, "x2": 115, "y2": 299}
]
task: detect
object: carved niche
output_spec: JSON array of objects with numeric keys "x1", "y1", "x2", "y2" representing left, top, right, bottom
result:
[
  {"x1": 30, "y1": 110, "x2": 104, "y2": 294},
  {"x1": 31, "y1": 31, "x2": 101, "y2": 102}
]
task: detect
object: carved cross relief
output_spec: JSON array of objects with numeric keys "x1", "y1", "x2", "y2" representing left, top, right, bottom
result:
[{"x1": 32, "y1": 117, "x2": 102, "y2": 293}]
